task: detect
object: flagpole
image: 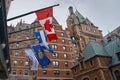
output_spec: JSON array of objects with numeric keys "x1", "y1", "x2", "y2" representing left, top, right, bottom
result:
[{"x1": 7, "y1": 4, "x2": 60, "y2": 21}]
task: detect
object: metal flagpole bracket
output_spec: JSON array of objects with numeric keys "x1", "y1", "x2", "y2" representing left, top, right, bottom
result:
[{"x1": 7, "y1": 4, "x2": 60, "y2": 21}]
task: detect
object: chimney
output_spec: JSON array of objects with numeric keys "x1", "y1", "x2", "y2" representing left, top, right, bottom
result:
[{"x1": 68, "y1": 6, "x2": 74, "y2": 15}]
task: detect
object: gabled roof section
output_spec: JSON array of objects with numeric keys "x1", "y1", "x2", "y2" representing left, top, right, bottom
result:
[
  {"x1": 75, "y1": 10, "x2": 86, "y2": 23},
  {"x1": 104, "y1": 38, "x2": 120, "y2": 65},
  {"x1": 83, "y1": 40, "x2": 109, "y2": 60}
]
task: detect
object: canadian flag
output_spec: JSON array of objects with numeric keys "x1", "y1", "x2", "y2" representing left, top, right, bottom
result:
[{"x1": 35, "y1": 7, "x2": 58, "y2": 41}]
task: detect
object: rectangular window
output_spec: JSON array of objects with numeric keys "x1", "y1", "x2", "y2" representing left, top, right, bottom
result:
[
  {"x1": 63, "y1": 46, "x2": 66, "y2": 51},
  {"x1": 53, "y1": 53, "x2": 58, "y2": 58},
  {"x1": 12, "y1": 70, "x2": 16, "y2": 75},
  {"x1": 24, "y1": 70, "x2": 28, "y2": 75},
  {"x1": 81, "y1": 43, "x2": 84, "y2": 48},
  {"x1": 90, "y1": 60, "x2": 93, "y2": 66},
  {"x1": 14, "y1": 60, "x2": 18, "y2": 66},
  {"x1": 64, "y1": 53, "x2": 67, "y2": 59},
  {"x1": 54, "y1": 45, "x2": 58, "y2": 50},
  {"x1": 66, "y1": 71, "x2": 70, "y2": 75},
  {"x1": 42, "y1": 70, "x2": 47, "y2": 75},
  {"x1": 94, "y1": 77, "x2": 98, "y2": 80},
  {"x1": 54, "y1": 70, "x2": 60, "y2": 76},
  {"x1": 74, "y1": 43, "x2": 76, "y2": 47},
  {"x1": 52, "y1": 45, "x2": 58, "y2": 50},
  {"x1": 17, "y1": 35, "x2": 20, "y2": 40},
  {"x1": 14, "y1": 51, "x2": 19, "y2": 56},
  {"x1": 53, "y1": 61, "x2": 59, "y2": 67},
  {"x1": 61, "y1": 32, "x2": 64, "y2": 37},
  {"x1": 26, "y1": 36, "x2": 29, "y2": 39},
  {"x1": 62, "y1": 39, "x2": 65, "y2": 43},
  {"x1": 80, "y1": 61, "x2": 84, "y2": 69},
  {"x1": 74, "y1": 68, "x2": 76, "y2": 73},
  {"x1": 25, "y1": 61, "x2": 29, "y2": 67},
  {"x1": 16, "y1": 43, "x2": 19, "y2": 48},
  {"x1": 65, "y1": 61, "x2": 68, "y2": 67}
]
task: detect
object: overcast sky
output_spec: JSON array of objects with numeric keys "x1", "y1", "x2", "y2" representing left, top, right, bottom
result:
[{"x1": 7, "y1": 0, "x2": 120, "y2": 36}]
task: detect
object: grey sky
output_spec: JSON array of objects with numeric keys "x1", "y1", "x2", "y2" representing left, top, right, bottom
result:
[{"x1": 7, "y1": 0, "x2": 120, "y2": 36}]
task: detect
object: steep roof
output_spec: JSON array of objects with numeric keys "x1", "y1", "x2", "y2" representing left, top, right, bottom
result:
[
  {"x1": 75, "y1": 10, "x2": 86, "y2": 23},
  {"x1": 104, "y1": 38, "x2": 120, "y2": 65},
  {"x1": 82, "y1": 40, "x2": 109, "y2": 60}
]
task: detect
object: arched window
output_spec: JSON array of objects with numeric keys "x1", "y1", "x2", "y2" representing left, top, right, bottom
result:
[
  {"x1": 53, "y1": 61, "x2": 59, "y2": 67},
  {"x1": 25, "y1": 61, "x2": 29, "y2": 67},
  {"x1": 24, "y1": 70, "x2": 28, "y2": 75},
  {"x1": 114, "y1": 70, "x2": 120, "y2": 80},
  {"x1": 13, "y1": 60, "x2": 18, "y2": 66},
  {"x1": 64, "y1": 53, "x2": 67, "y2": 59},
  {"x1": 83, "y1": 77, "x2": 89, "y2": 80},
  {"x1": 15, "y1": 51, "x2": 19, "y2": 56},
  {"x1": 53, "y1": 53, "x2": 58, "y2": 58}
]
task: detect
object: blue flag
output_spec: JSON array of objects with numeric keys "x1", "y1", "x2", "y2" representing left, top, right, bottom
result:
[
  {"x1": 34, "y1": 30, "x2": 48, "y2": 43},
  {"x1": 42, "y1": 44, "x2": 56, "y2": 55},
  {"x1": 34, "y1": 30, "x2": 55, "y2": 55},
  {"x1": 31, "y1": 44, "x2": 51, "y2": 68}
]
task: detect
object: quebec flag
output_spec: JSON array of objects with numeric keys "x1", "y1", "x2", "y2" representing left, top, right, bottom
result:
[
  {"x1": 34, "y1": 30, "x2": 55, "y2": 55},
  {"x1": 31, "y1": 43, "x2": 51, "y2": 68},
  {"x1": 34, "y1": 30, "x2": 48, "y2": 43}
]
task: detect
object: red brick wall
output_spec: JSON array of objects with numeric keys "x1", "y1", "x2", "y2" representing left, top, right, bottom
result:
[
  {"x1": 74, "y1": 70, "x2": 103, "y2": 80},
  {"x1": 72, "y1": 57, "x2": 113, "y2": 80},
  {"x1": 98, "y1": 56, "x2": 111, "y2": 67}
]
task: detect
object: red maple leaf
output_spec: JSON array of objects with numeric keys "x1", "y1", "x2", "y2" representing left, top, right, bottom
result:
[{"x1": 44, "y1": 20, "x2": 52, "y2": 32}]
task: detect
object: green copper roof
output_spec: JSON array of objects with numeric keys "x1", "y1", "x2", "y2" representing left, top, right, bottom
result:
[
  {"x1": 82, "y1": 40, "x2": 109, "y2": 60},
  {"x1": 75, "y1": 10, "x2": 86, "y2": 23},
  {"x1": 104, "y1": 38, "x2": 120, "y2": 65},
  {"x1": 73, "y1": 17, "x2": 79, "y2": 25},
  {"x1": 73, "y1": 60, "x2": 79, "y2": 67}
]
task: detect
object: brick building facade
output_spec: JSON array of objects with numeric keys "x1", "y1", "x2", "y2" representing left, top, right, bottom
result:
[
  {"x1": 7, "y1": 17, "x2": 74, "y2": 80},
  {"x1": 69, "y1": 6, "x2": 120, "y2": 80},
  {"x1": 66, "y1": 6, "x2": 103, "y2": 63}
]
